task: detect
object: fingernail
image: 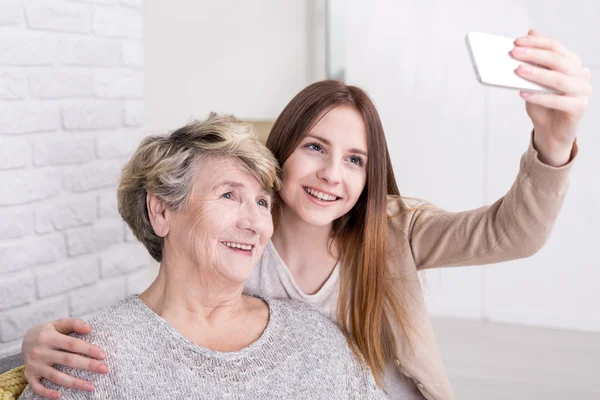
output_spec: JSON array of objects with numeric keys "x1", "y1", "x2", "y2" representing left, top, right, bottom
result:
[
  {"x1": 517, "y1": 64, "x2": 532, "y2": 73},
  {"x1": 520, "y1": 91, "x2": 532, "y2": 98},
  {"x1": 84, "y1": 383, "x2": 94, "y2": 392},
  {"x1": 512, "y1": 46, "x2": 526, "y2": 54},
  {"x1": 95, "y1": 350, "x2": 106, "y2": 359},
  {"x1": 52, "y1": 393, "x2": 60, "y2": 399},
  {"x1": 98, "y1": 364, "x2": 109, "y2": 374},
  {"x1": 516, "y1": 36, "x2": 529, "y2": 44}
]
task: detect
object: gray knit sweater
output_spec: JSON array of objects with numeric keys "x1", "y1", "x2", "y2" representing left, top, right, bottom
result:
[{"x1": 19, "y1": 295, "x2": 389, "y2": 399}]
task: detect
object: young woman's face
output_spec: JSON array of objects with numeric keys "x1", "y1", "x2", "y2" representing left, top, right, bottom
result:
[{"x1": 279, "y1": 105, "x2": 368, "y2": 227}]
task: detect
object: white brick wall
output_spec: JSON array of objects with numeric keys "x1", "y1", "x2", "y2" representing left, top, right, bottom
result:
[{"x1": 0, "y1": 0, "x2": 150, "y2": 357}]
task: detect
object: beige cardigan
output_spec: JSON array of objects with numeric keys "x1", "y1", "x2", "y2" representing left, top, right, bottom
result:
[{"x1": 386, "y1": 137, "x2": 577, "y2": 400}]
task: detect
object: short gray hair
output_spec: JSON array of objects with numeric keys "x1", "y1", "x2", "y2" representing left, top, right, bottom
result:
[{"x1": 117, "y1": 113, "x2": 281, "y2": 261}]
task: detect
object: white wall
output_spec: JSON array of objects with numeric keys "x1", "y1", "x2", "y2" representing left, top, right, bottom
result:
[
  {"x1": 346, "y1": 0, "x2": 600, "y2": 332},
  {"x1": 0, "y1": 0, "x2": 318, "y2": 358},
  {"x1": 145, "y1": 0, "x2": 321, "y2": 133},
  {"x1": 0, "y1": 0, "x2": 150, "y2": 357}
]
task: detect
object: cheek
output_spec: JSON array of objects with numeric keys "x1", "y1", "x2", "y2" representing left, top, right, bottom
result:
[
  {"x1": 257, "y1": 213, "x2": 274, "y2": 243},
  {"x1": 185, "y1": 206, "x2": 213, "y2": 253},
  {"x1": 279, "y1": 165, "x2": 296, "y2": 202},
  {"x1": 185, "y1": 202, "x2": 233, "y2": 254},
  {"x1": 347, "y1": 172, "x2": 367, "y2": 201},
  {"x1": 281, "y1": 152, "x2": 310, "y2": 186},
  {"x1": 264, "y1": 218, "x2": 274, "y2": 240}
]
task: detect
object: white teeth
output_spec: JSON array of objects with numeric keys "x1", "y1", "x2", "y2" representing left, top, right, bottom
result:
[
  {"x1": 304, "y1": 187, "x2": 337, "y2": 201},
  {"x1": 223, "y1": 242, "x2": 253, "y2": 251}
]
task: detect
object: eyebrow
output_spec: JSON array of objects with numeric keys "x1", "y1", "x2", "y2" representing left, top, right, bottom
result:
[
  {"x1": 306, "y1": 134, "x2": 368, "y2": 157},
  {"x1": 212, "y1": 180, "x2": 272, "y2": 196}
]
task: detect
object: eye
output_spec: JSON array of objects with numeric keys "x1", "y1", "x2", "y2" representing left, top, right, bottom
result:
[
  {"x1": 348, "y1": 156, "x2": 364, "y2": 166},
  {"x1": 257, "y1": 198, "x2": 270, "y2": 208},
  {"x1": 306, "y1": 143, "x2": 324, "y2": 153},
  {"x1": 221, "y1": 192, "x2": 233, "y2": 199}
]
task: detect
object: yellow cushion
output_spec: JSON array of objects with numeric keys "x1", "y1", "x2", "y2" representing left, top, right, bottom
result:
[{"x1": 0, "y1": 366, "x2": 26, "y2": 400}]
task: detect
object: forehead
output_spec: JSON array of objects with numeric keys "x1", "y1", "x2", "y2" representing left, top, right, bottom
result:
[
  {"x1": 308, "y1": 105, "x2": 368, "y2": 150},
  {"x1": 192, "y1": 157, "x2": 267, "y2": 195}
]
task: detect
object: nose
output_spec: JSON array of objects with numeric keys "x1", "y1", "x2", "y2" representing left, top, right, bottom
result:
[
  {"x1": 236, "y1": 202, "x2": 263, "y2": 235},
  {"x1": 316, "y1": 157, "x2": 342, "y2": 185}
]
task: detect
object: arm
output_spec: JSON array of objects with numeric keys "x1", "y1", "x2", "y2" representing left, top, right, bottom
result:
[
  {"x1": 404, "y1": 135, "x2": 575, "y2": 270},
  {"x1": 21, "y1": 319, "x2": 108, "y2": 399},
  {"x1": 403, "y1": 30, "x2": 590, "y2": 270}
]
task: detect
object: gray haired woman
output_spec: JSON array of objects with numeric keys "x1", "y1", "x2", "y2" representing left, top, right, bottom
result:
[{"x1": 18, "y1": 114, "x2": 388, "y2": 399}]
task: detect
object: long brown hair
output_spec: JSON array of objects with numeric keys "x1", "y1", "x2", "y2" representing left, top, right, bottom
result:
[{"x1": 266, "y1": 80, "x2": 412, "y2": 385}]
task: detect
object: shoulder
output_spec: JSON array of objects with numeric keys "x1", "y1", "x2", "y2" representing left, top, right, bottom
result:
[
  {"x1": 25, "y1": 297, "x2": 145, "y2": 399},
  {"x1": 266, "y1": 298, "x2": 363, "y2": 364},
  {"x1": 77, "y1": 295, "x2": 143, "y2": 344},
  {"x1": 267, "y1": 298, "x2": 346, "y2": 341},
  {"x1": 386, "y1": 195, "x2": 442, "y2": 234},
  {"x1": 386, "y1": 195, "x2": 421, "y2": 234}
]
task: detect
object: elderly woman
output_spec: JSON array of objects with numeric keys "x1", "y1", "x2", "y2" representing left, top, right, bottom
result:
[{"x1": 18, "y1": 114, "x2": 388, "y2": 399}]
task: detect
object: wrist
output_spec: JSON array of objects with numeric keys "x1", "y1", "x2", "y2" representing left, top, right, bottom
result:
[{"x1": 532, "y1": 131, "x2": 575, "y2": 167}]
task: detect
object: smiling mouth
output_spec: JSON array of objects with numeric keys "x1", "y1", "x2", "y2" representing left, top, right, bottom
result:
[
  {"x1": 221, "y1": 242, "x2": 254, "y2": 252},
  {"x1": 303, "y1": 187, "x2": 339, "y2": 202}
]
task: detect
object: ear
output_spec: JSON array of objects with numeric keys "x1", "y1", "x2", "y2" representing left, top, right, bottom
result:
[{"x1": 147, "y1": 192, "x2": 170, "y2": 237}]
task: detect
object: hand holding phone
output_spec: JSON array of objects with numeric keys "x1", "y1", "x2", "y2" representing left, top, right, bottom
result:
[
  {"x1": 466, "y1": 31, "x2": 558, "y2": 93},
  {"x1": 466, "y1": 29, "x2": 592, "y2": 167}
]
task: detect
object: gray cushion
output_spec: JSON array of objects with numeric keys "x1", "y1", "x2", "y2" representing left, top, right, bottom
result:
[{"x1": 0, "y1": 353, "x2": 23, "y2": 374}]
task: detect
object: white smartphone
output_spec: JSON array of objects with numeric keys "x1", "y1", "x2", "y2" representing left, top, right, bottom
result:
[{"x1": 465, "y1": 31, "x2": 558, "y2": 93}]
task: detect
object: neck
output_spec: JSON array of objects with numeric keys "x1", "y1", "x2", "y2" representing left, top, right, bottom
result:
[
  {"x1": 139, "y1": 253, "x2": 247, "y2": 330},
  {"x1": 271, "y1": 204, "x2": 340, "y2": 293}
]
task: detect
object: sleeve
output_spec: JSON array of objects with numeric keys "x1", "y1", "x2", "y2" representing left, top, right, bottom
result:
[{"x1": 402, "y1": 135, "x2": 577, "y2": 270}]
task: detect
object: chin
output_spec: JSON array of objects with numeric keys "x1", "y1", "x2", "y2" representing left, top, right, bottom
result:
[{"x1": 299, "y1": 210, "x2": 340, "y2": 227}]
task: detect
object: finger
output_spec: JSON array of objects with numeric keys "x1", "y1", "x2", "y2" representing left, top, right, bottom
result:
[
  {"x1": 582, "y1": 67, "x2": 592, "y2": 81},
  {"x1": 520, "y1": 91, "x2": 589, "y2": 116},
  {"x1": 514, "y1": 35, "x2": 581, "y2": 66},
  {"x1": 71, "y1": 319, "x2": 93, "y2": 335},
  {"x1": 28, "y1": 378, "x2": 61, "y2": 399},
  {"x1": 41, "y1": 364, "x2": 94, "y2": 392},
  {"x1": 516, "y1": 64, "x2": 592, "y2": 96},
  {"x1": 44, "y1": 348, "x2": 109, "y2": 374},
  {"x1": 52, "y1": 333, "x2": 106, "y2": 360},
  {"x1": 52, "y1": 318, "x2": 91, "y2": 336},
  {"x1": 511, "y1": 47, "x2": 589, "y2": 80}
]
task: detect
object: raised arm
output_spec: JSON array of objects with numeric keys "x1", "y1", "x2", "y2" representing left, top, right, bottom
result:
[
  {"x1": 398, "y1": 30, "x2": 590, "y2": 270},
  {"x1": 403, "y1": 135, "x2": 575, "y2": 270}
]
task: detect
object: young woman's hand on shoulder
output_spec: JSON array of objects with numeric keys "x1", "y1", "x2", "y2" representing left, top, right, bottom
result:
[
  {"x1": 22, "y1": 318, "x2": 108, "y2": 398},
  {"x1": 511, "y1": 29, "x2": 592, "y2": 167}
]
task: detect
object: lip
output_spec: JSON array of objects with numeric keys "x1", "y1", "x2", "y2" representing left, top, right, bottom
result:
[
  {"x1": 220, "y1": 241, "x2": 255, "y2": 257},
  {"x1": 302, "y1": 188, "x2": 340, "y2": 207},
  {"x1": 302, "y1": 186, "x2": 341, "y2": 199}
]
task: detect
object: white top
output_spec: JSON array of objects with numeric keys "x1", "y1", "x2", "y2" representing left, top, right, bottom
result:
[{"x1": 245, "y1": 241, "x2": 425, "y2": 400}]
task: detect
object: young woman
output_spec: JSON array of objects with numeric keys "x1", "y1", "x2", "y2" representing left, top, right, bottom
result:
[{"x1": 18, "y1": 30, "x2": 591, "y2": 400}]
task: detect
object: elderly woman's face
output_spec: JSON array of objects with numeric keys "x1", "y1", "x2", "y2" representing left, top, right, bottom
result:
[{"x1": 168, "y1": 157, "x2": 274, "y2": 283}]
